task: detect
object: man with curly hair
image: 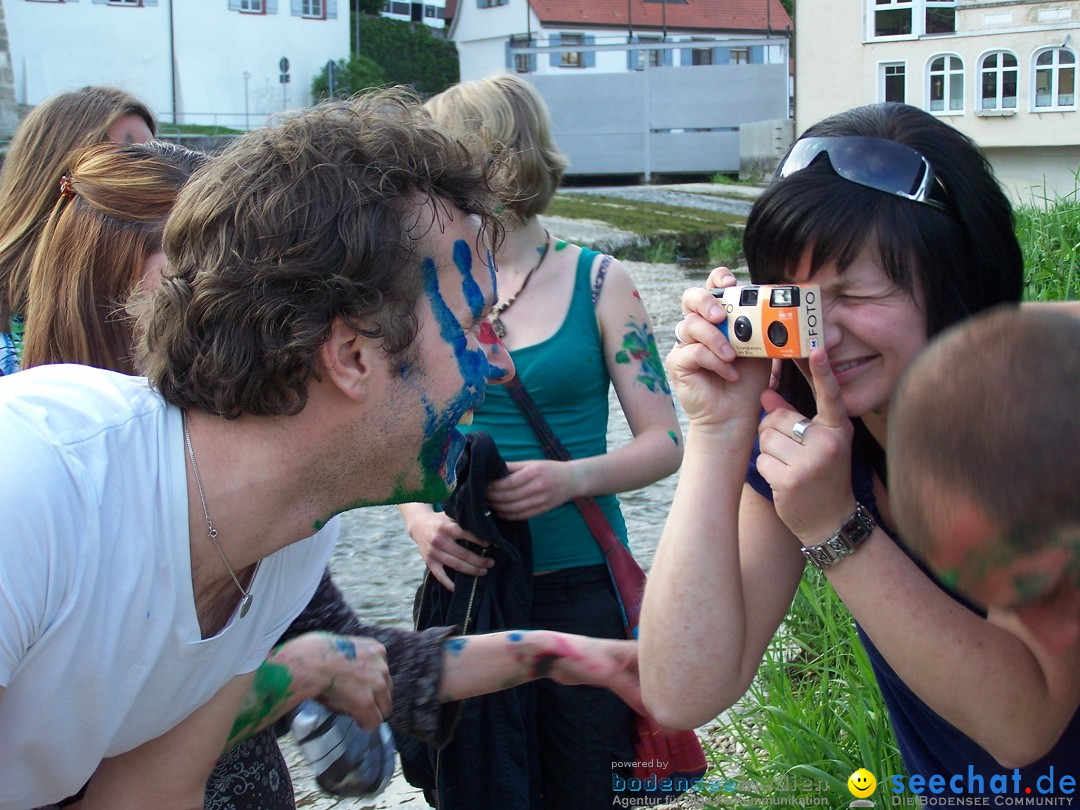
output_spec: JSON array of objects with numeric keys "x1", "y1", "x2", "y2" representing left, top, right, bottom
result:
[{"x1": 0, "y1": 89, "x2": 516, "y2": 809}]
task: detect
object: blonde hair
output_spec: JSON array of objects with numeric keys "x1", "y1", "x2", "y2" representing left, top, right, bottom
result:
[
  {"x1": 21, "y1": 141, "x2": 205, "y2": 374},
  {"x1": 426, "y1": 74, "x2": 568, "y2": 219},
  {"x1": 0, "y1": 86, "x2": 156, "y2": 329}
]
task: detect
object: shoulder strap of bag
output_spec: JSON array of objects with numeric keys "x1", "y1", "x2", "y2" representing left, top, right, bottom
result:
[{"x1": 501, "y1": 375, "x2": 623, "y2": 555}]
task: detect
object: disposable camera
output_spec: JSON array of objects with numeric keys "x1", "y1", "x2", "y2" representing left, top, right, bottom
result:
[{"x1": 710, "y1": 284, "x2": 822, "y2": 359}]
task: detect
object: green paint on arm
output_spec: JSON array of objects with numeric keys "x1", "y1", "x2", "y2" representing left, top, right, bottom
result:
[
  {"x1": 554, "y1": 240, "x2": 568, "y2": 251},
  {"x1": 618, "y1": 318, "x2": 671, "y2": 395},
  {"x1": 668, "y1": 430, "x2": 679, "y2": 447},
  {"x1": 224, "y1": 660, "x2": 296, "y2": 752}
]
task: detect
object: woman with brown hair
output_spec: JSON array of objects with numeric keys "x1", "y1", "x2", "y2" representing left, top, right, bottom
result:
[
  {"x1": 0, "y1": 85, "x2": 154, "y2": 375},
  {"x1": 22, "y1": 140, "x2": 200, "y2": 373}
]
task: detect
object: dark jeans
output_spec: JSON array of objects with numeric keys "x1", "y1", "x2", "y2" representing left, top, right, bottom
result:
[{"x1": 531, "y1": 564, "x2": 635, "y2": 810}]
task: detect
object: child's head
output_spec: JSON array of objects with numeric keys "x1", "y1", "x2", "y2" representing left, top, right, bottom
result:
[{"x1": 889, "y1": 305, "x2": 1080, "y2": 651}]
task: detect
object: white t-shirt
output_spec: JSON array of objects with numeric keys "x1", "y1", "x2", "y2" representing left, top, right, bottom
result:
[{"x1": 0, "y1": 365, "x2": 338, "y2": 809}]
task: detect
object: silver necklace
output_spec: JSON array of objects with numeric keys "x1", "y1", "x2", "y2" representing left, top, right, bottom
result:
[
  {"x1": 491, "y1": 229, "x2": 550, "y2": 338},
  {"x1": 182, "y1": 409, "x2": 254, "y2": 619}
]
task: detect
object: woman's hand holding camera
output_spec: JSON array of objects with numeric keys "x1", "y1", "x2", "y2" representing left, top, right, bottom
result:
[
  {"x1": 756, "y1": 348, "x2": 857, "y2": 546},
  {"x1": 666, "y1": 268, "x2": 770, "y2": 432}
]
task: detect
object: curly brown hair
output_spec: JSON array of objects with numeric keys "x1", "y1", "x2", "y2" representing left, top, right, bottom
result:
[{"x1": 136, "y1": 88, "x2": 502, "y2": 418}]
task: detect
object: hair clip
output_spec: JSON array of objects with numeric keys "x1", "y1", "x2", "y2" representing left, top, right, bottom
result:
[{"x1": 58, "y1": 175, "x2": 75, "y2": 199}]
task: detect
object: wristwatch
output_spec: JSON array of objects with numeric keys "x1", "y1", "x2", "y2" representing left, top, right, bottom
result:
[{"x1": 800, "y1": 503, "x2": 876, "y2": 570}]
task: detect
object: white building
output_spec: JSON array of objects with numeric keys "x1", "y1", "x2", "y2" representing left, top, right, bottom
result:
[
  {"x1": 3, "y1": 0, "x2": 350, "y2": 127},
  {"x1": 795, "y1": 0, "x2": 1080, "y2": 200},
  {"x1": 448, "y1": 0, "x2": 791, "y2": 82},
  {"x1": 380, "y1": 0, "x2": 445, "y2": 29}
]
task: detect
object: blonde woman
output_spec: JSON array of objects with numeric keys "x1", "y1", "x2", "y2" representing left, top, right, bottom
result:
[{"x1": 402, "y1": 75, "x2": 683, "y2": 809}]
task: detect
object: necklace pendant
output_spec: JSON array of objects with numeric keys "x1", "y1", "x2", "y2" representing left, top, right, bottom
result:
[
  {"x1": 238, "y1": 592, "x2": 253, "y2": 618},
  {"x1": 492, "y1": 317, "x2": 507, "y2": 339}
]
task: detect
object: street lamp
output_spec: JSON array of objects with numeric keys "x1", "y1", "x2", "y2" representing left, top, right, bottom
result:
[{"x1": 242, "y1": 71, "x2": 251, "y2": 130}]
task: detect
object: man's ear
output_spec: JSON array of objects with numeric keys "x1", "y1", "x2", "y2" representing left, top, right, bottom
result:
[{"x1": 319, "y1": 317, "x2": 379, "y2": 402}]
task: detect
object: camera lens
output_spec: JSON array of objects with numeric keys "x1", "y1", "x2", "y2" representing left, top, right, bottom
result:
[
  {"x1": 733, "y1": 316, "x2": 753, "y2": 343},
  {"x1": 767, "y1": 321, "x2": 788, "y2": 347}
]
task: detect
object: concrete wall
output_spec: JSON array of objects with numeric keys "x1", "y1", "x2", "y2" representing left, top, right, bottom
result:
[
  {"x1": 739, "y1": 117, "x2": 794, "y2": 181},
  {"x1": 528, "y1": 62, "x2": 789, "y2": 177}
]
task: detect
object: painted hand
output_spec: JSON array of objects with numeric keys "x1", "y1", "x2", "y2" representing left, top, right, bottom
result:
[
  {"x1": 486, "y1": 459, "x2": 579, "y2": 521},
  {"x1": 407, "y1": 509, "x2": 492, "y2": 591},
  {"x1": 757, "y1": 348, "x2": 856, "y2": 544},
  {"x1": 283, "y1": 633, "x2": 393, "y2": 730},
  {"x1": 545, "y1": 635, "x2": 645, "y2": 715}
]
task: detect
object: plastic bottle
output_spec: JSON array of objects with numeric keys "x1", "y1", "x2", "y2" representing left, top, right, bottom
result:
[{"x1": 289, "y1": 700, "x2": 396, "y2": 797}]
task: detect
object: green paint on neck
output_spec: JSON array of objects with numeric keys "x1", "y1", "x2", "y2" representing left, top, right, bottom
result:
[
  {"x1": 554, "y1": 240, "x2": 568, "y2": 251},
  {"x1": 937, "y1": 568, "x2": 960, "y2": 590}
]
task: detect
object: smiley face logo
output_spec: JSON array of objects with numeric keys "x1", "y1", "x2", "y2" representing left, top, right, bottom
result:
[{"x1": 848, "y1": 768, "x2": 877, "y2": 798}]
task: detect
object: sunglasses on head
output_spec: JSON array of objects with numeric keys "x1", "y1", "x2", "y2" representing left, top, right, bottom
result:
[{"x1": 775, "y1": 136, "x2": 953, "y2": 215}]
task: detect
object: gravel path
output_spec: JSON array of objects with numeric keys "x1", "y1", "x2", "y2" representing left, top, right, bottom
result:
[{"x1": 559, "y1": 181, "x2": 764, "y2": 218}]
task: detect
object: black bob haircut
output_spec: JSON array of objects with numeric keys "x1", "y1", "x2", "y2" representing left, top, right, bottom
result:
[{"x1": 744, "y1": 103, "x2": 1023, "y2": 421}]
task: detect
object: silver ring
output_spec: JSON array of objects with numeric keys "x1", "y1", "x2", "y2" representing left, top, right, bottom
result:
[
  {"x1": 673, "y1": 317, "x2": 687, "y2": 345},
  {"x1": 791, "y1": 418, "x2": 813, "y2": 444}
]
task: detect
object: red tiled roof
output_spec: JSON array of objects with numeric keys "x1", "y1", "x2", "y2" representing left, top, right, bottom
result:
[
  {"x1": 445, "y1": 0, "x2": 458, "y2": 23},
  {"x1": 528, "y1": 0, "x2": 791, "y2": 33}
]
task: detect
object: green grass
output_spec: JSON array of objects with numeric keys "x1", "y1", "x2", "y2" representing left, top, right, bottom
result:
[
  {"x1": 547, "y1": 194, "x2": 742, "y2": 238},
  {"x1": 157, "y1": 123, "x2": 244, "y2": 136},
  {"x1": 1015, "y1": 178, "x2": 1080, "y2": 302},
  {"x1": 707, "y1": 232, "x2": 743, "y2": 267}
]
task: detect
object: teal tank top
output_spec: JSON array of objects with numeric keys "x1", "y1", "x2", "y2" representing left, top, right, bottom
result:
[{"x1": 462, "y1": 247, "x2": 629, "y2": 572}]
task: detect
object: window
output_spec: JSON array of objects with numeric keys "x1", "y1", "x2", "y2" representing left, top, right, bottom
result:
[
  {"x1": 925, "y1": 0, "x2": 955, "y2": 33},
  {"x1": 979, "y1": 51, "x2": 1017, "y2": 110},
  {"x1": 477, "y1": 0, "x2": 508, "y2": 7},
  {"x1": 874, "y1": 0, "x2": 912, "y2": 37},
  {"x1": 928, "y1": 54, "x2": 963, "y2": 112},
  {"x1": 881, "y1": 62, "x2": 906, "y2": 102},
  {"x1": 239, "y1": 0, "x2": 263, "y2": 10},
  {"x1": 691, "y1": 47, "x2": 713, "y2": 66},
  {"x1": 560, "y1": 33, "x2": 583, "y2": 67},
  {"x1": 509, "y1": 34, "x2": 536, "y2": 73},
  {"x1": 302, "y1": 0, "x2": 322, "y2": 16},
  {"x1": 1034, "y1": 47, "x2": 1076, "y2": 110},
  {"x1": 424, "y1": 4, "x2": 438, "y2": 17},
  {"x1": 390, "y1": 0, "x2": 409, "y2": 12},
  {"x1": 109, "y1": 0, "x2": 142, "y2": 4},
  {"x1": 730, "y1": 46, "x2": 749, "y2": 64}
]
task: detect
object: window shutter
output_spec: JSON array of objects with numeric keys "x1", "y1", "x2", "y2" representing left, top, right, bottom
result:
[
  {"x1": 662, "y1": 46, "x2": 673, "y2": 67},
  {"x1": 327, "y1": 0, "x2": 337, "y2": 18},
  {"x1": 266, "y1": 0, "x2": 278, "y2": 11},
  {"x1": 93, "y1": 0, "x2": 109, "y2": 5},
  {"x1": 680, "y1": 48, "x2": 692, "y2": 66},
  {"x1": 505, "y1": 39, "x2": 512, "y2": 69},
  {"x1": 750, "y1": 45, "x2": 764, "y2": 64},
  {"x1": 529, "y1": 52, "x2": 537, "y2": 72},
  {"x1": 549, "y1": 33, "x2": 561, "y2": 67},
  {"x1": 291, "y1": 0, "x2": 302, "y2": 15},
  {"x1": 144, "y1": 0, "x2": 159, "y2": 5},
  {"x1": 583, "y1": 34, "x2": 595, "y2": 68},
  {"x1": 627, "y1": 35, "x2": 639, "y2": 70},
  {"x1": 714, "y1": 47, "x2": 727, "y2": 64},
  {"x1": 229, "y1": 0, "x2": 241, "y2": 9}
]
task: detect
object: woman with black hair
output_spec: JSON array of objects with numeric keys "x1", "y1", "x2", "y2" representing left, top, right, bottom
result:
[{"x1": 640, "y1": 103, "x2": 1080, "y2": 783}]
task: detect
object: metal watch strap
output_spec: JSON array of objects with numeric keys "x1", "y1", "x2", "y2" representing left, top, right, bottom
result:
[{"x1": 800, "y1": 503, "x2": 876, "y2": 570}]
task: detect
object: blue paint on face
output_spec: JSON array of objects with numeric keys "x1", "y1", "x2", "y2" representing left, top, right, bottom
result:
[
  {"x1": 414, "y1": 244, "x2": 493, "y2": 489},
  {"x1": 508, "y1": 632, "x2": 523, "y2": 642},
  {"x1": 454, "y1": 239, "x2": 485, "y2": 320}
]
